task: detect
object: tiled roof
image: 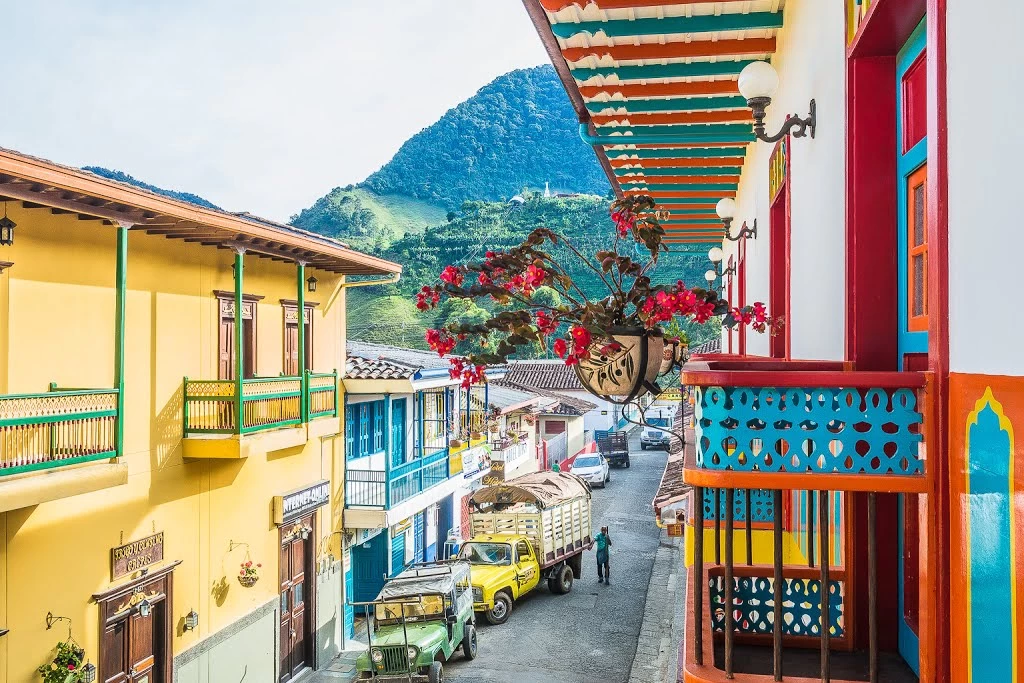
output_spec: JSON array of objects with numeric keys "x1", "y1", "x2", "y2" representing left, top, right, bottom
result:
[
  {"x1": 653, "y1": 405, "x2": 690, "y2": 517},
  {"x1": 345, "y1": 355, "x2": 414, "y2": 380},
  {"x1": 502, "y1": 360, "x2": 583, "y2": 391},
  {"x1": 487, "y1": 384, "x2": 539, "y2": 413},
  {"x1": 497, "y1": 380, "x2": 597, "y2": 417},
  {"x1": 346, "y1": 341, "x2": 451, "y2": 372},
  {"x1": 690, "y1": 337, "x2": 721, "y2": 356}
]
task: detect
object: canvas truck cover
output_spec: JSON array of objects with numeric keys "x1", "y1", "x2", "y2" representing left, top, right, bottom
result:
[
  {"x1": 468, "y1": 470, "x2": 591, "y2": 511},
  {"x1": 376, "y1": 562, "x2": 471, "y2": 601}
]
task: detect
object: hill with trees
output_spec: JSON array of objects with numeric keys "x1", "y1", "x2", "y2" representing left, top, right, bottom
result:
[{"x1": 83, "y1": 166, "x2": 219, "y2": 209}]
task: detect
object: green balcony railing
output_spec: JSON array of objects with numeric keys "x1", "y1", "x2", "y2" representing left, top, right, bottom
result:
[
  {"x1": 184, "y1": 371, "x2": 337, "y2": 437},
  {"x1": 307, "y1": 371, "x2": 339, "y2": 419},
  {"x1": 0, "y1": 389, "x2": 119, "y2": 475}
]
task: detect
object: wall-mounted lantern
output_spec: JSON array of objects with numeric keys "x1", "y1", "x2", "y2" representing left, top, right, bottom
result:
[
  {"x1": 184, "y1": 609, "x2": 199, "y2": 632},
  {"x1": 0, "y1": 203, "x2": 15, "y2": 246},
  {"x1": 307, "y1": 275, "x2": 318, "y2": 293},
  {"x1": 716, "y1": 199, "x2": 758, "y2": 242},
  {"x1": 738, "y1": 61, "x2": 816, "y2": 143},
  {"x1": 705, "y1": 247, "x2": 736, "y2": 291}
]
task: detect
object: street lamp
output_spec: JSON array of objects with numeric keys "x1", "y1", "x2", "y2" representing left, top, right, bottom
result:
[
  {"x1": 738, "y1": 61, "x2": 816, "y2": 143},
  {"x1": 716, "y1": 198, "x2": 757, "y2": 241},
  {"x1": 705, "y1": 247, "x2": 735, "y2": 292}
]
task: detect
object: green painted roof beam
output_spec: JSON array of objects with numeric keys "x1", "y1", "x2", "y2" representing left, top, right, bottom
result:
[
  {"x1": 550, "y1": 12, "x2": 784, "y2": 39},
  {"x1": 572, "y1": 59, "x2": 760, "y2": 82},
  {"x1": 661, "y1": 219, "x2": 727, "y2": 225},
  {"x1": 586, "y1": 96, "x2": 749, "y2": 114},
  {"x1": 656, "y1": 208, "x2": 728, "y2": 215},
  {"x1": 614, "y1": 166, "x2": 742, "y2": 177},
  {"x1": 619, "y1": 182, "x2": 738, "y2": 191},
  {"x1": 626, "y1": 197, "x2": 724, "y2": 205},
  {"x1": 604, "y1": 147, "x2": 748, "y2": 159}
]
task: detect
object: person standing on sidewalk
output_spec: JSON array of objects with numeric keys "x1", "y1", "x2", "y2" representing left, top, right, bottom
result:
[{"x1": 595, "y1": 526, "x2": 612, "y2": 585}]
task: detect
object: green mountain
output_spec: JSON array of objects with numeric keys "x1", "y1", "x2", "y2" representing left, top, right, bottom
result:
[
  {"x1": 291, "y1": 186, "x2": 446, "y2": 253},
  {"x1": 362, "y1": 65, "x2": 609, "y2": 208},
  {"x1": 83, "y1": 166, "x2": 219, "y2": 209}
]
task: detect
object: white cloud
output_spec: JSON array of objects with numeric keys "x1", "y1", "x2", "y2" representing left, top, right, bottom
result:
[{"x1": 0, "y1": 0, "x2": 549, "y2": 220}]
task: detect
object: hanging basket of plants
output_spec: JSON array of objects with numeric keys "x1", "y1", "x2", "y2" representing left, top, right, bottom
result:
[
  {"x1": 415, "y1": 195, "x2": 780, "y2": 403},
  {"x1": 238, "y1": 560, "x2": 261, "y2": 588}
]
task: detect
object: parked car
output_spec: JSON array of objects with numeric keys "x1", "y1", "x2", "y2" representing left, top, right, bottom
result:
[
  {"x1": 355, "y1": 561, "x2": 477, "y2": 682},
  {"x1": 570, "y1": 454, "x2": 610, "y2": 488},
  {"x1": 461, "y1": 471, "x2": 593, "y2": 625},
  {"x1": 640, "y1": 407, "x2": 676, "y2": 451}
]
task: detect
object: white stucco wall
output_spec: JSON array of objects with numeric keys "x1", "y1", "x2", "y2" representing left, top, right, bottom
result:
[
  {"x1": 723, "y1": 0, "x2": 847, "y2": 361},
  {"x1": 947, "y1": 1, "x2": 1024, "y2": 375}
]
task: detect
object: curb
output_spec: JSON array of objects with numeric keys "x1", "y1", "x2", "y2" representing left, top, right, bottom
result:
[{"x1": 628, "y1": 529, "x2": 684, "y2": 683}]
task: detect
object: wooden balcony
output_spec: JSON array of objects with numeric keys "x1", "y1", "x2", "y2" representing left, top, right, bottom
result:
[
  {"x1": 0, "y1": 388, "x2": 127, "y2": 511},
  {"x1": 343, "y1": 449, "x2": 459, "y2": 529},
  {"x1": 681, "y1": 359, "x2": 933, "y2": 493},
  {"x1": 181, "y1": 371, "x2": 339, "y2": 458}
]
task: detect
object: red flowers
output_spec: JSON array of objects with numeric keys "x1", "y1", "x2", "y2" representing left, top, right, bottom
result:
[
  {"x1": 553, "y1": 338, "x2": 568, "y2": 358},
  {"x1": 425, "y1": 328, "x2": 456, "y2": 357},
  {"x1": 439, "y1": 265, "x2": 464, "y2": 287},
  {"x1": 553, "y1": 326, "x2": 593, "y2": 366},
  {"x1": 524, "y1": 264, "x2": 547, "y2": 290},
  {"x1": 611, "y1": 209, "x2": 636, "y2": 237},
  {"x1": 449, "y1": 358, "x2": 486, "y2": 388},
  {"x1": 415, "y1": 286, "x2": 440, "y2": 311},
  {"x1": 535, "y1": 310, "x2": 558, "y2": 336}
]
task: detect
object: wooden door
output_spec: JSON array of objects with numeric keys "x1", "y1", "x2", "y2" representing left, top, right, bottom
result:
[
  {"x1": 101, "y1": 620, "x2": 128, "y2": 683},
  {"x1": 128, "y1": 611, "x2": 156, "y2": 682},
  {"x1": 219, "y1": 319, "x2": 235, "y2": 380},
  {"x1": 285, "y1": 324, "x2": 299, "y2": 377},
  {"x1": 279, "y1": 520, "x2": 312, "y2": 682}
]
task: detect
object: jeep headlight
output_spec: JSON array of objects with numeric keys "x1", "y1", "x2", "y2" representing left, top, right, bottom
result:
[
  {"x1": 370, "y1": 648, "x2": 383, "y2": 663},
  {"x1": 472, "y1": 586, "x2": 483, "y2": 602},
  {"x1": 407, "y1": 646, "x2": 418, "y2": 661}
]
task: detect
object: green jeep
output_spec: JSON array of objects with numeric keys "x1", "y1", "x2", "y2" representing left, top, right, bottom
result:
[{"x1": 355, "y1": 561, "x2": 478, "y2": 682}]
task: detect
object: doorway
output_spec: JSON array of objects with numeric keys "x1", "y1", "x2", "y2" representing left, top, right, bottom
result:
[
  {"x1": 768, "y1": 138, "x2": 790, "y2": 359},
  {"x1": 279, "y1": 515, "x2": 315, "y2": 682},
  {"x1": 95, "y1": 564, "x2": 177, "y2": 683}
]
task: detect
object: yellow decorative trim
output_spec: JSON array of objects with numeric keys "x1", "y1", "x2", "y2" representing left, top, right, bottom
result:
[{"x1": 963, "y1": 387, "x2": 1017, "y2": 683}]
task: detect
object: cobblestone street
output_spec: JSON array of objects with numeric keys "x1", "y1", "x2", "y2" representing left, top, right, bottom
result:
[{"x1": 444, "y1": 431, "x2": 681, "y2": 683}]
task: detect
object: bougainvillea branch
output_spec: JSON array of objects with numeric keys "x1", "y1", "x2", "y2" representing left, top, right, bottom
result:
[{"x1": 417, "y1": 195, "x2": 781, "y2": 385}]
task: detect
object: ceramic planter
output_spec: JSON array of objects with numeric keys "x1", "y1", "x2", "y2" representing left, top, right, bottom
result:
[
  {"x1": 238, "y1": 574, "x2": 258, "y2": 588},
  {"x1": 574, "y1": 328, "x2": 667, "y2": 404}
]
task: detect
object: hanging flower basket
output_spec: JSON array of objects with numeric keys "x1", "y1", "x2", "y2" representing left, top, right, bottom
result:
[
  {"x1": 574, "y1": 327, "x2": 665, "y2": 404},
  {"x1": 238, "y1": 560, "x2": 261, "y2": 588}
]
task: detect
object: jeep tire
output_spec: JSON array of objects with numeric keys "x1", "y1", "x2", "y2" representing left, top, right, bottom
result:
[{"x1": 427, "y1": 661, "x2": 444, "y2": 683}]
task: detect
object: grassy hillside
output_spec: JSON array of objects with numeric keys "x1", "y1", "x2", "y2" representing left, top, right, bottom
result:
[{"x1": 291, "y1": 186, "x2": 446, "y2": 252}]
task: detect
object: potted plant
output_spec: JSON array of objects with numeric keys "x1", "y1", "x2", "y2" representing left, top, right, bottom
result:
[
  {"x1": 38, "y1": 640, "x2": 92, "y2": 683},
  {"x1": 449, "y1": 427, "x2": 469, "y2": 450},
  {"x1": 238, "y1": 560, "x2": 261, "y2": 588},
  {"x1": 417, "y1": 195, "x2": 778, "y2": 402}
]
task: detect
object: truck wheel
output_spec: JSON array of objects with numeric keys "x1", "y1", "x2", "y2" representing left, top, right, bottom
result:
[
  {"x1": 486, "y1": 592, "x2": 512, "y2": 625},
  {"x1": 551, "y1": 564, "x2": 573, "y2": 594},
  {"x1": 462, "y1": 624, "x2": 478, "y2": 660},
  {"x1": 626, "y1": 457, "x2": 631, "y2": 468},
  {"x1": 427, "y1": 661, "x2": 444, "y2": 683},
  {"x1": 641, "y1": 444, "x2": 648, "y2": 450}
]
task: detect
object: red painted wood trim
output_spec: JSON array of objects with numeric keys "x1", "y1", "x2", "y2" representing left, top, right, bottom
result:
[
  {"x1": 626, "y1": 190, "x2": 734, "y2": 199},
  {"x1": 593, "y1": 110, "x2": 754, "y2": 126},
  {"x1": 684, "y1": 358, "x2": 850, "y2": 372},
  {"x1": 611, "y1": 158, "x2": 745, "y2": 169},
  {"x1": 580, "y1": 81, "x2": 738, "y2": 99},
  {"x1": 681, "y1": 368, "x2": 928, "y2": 389},
  {"x1": 563, "y1": 37, "x2": 777, "y2": 62},
  {"x1": 848, "y1": 0, "x2": 927, "y2": 58},
  {"x1": 622, "y1": 175, "x2": 742, "y2": 185},
  {"x1": 542, "y1": 0, "x2": 748, "y2": 10}
]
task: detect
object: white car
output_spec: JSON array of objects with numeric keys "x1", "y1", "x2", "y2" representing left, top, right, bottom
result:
[{"x1": 570, "y1": 454, "x2": 610, "y2": 488}]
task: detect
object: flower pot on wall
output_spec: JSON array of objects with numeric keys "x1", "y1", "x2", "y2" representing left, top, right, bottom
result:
[
  {"x1": 659, "y1": 339, "x2": 686, "y2": 376},
  {"x1": 574, "y1": 327, "x2": 666, "y2": 404}
]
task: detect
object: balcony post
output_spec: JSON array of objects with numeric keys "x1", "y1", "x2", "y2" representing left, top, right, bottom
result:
[
  {"x1": 819, "y1": 489, "x2": 831, "y2": 683},
  {"x1": 384, "y1": 395, "x2": 392, "y2": 507},
  {"x1": 114, "y1": 222, "x2": 130, "y2": 457},
  {"x1": 693, "y1": 486, "x2": 704, "y2": 666},
  {"x1": 234, "y1": 247, "x2": 245, "y2": 434},
  {"x1": 724, "y1": 488, "x2": 735, "y2": 679},
  {"x1": 773, "y1": 489, "x2": 783, "y2": 681},
  {"x1": 296, "y1": 260, "x2": 308, "y2": 423}
]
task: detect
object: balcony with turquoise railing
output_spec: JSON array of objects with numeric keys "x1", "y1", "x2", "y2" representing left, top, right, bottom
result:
[
  {"x1": 181, "y1": 370, "x2": 338, "y2": 458},
  {"x1": 681, "y1": 357, "x2": 933, "y2": 494},
  {"x1": 0, "y1": 386, "x2": 127, "y2": 511}
]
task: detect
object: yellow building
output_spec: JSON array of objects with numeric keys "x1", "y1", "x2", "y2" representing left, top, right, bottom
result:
[{"x1": 0, "y1": 149, "x2": 400, "y2": 682}]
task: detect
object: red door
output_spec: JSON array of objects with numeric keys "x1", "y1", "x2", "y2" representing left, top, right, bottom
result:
[
  {"x1": 769, "y1": 184, "x2": 790, "y2": 359},
  {"x1": 279, "y1": 519, "x2": 312, "y2": 681}
]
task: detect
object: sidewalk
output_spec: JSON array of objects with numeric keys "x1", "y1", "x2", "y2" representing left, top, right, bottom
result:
[
  {"x1": 628, "y1": 529, "x2": 685, "y2": 683},
  {"x1": 309, "y1": 623, "x2": 367, "y2": 682}
]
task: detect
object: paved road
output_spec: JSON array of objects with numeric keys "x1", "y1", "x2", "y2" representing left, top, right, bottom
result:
[{"x1": 446, "y1": 432, "x2": 668, "y2": 683}]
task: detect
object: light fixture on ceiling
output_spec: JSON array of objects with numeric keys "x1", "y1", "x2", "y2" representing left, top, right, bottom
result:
[
  {"x1": 738, "y1": 61, "x2": 816, "y2": 143},
  {"x1": 716, "y1": 198, "x2": 758, "y2": 242}
]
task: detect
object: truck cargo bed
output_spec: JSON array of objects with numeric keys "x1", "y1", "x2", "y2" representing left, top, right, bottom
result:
[{"x1": 470, "y1": 497, "x2": 593, "y2": 569}]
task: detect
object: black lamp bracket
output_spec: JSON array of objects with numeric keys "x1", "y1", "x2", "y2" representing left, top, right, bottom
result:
[
  {"x1": 750, "y1": 98, "x2": 816, "y2": 143},
  {"x1": 725, "y1": 218, "x2": 758, "y2": 242}
]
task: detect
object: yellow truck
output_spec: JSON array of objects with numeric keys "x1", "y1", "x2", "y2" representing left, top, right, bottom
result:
[{"x1": 458, "y1": 471, "x2": 593, "y2": 625}]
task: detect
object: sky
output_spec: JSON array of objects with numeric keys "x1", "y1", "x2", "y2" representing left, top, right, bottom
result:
[{"x1": 1, "y1": 1, "x2": 549, "y2": 221}]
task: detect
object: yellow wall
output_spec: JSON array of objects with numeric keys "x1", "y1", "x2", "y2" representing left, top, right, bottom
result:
[{"x1": 0, "y1": 205, "x2": 349, "y2": 680}]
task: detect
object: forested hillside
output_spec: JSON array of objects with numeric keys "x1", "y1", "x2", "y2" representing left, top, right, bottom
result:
[{"x1": 84, "y1": 166, "x2": 219, "y2": 209}]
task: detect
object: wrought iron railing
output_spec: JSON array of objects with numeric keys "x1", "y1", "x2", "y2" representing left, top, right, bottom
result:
[
  {"x1": 0, "y1": 389, "x2": 119, "y2": 475},
  {"x1": 307, "y1": 371, "x2": 338, "y2": 419},
  {"x1": 345, "y1": 448, "x2": 451, "y2": 509},
  {"x1": 683, "y1": 363, "x2": 932, "y2": 492}
]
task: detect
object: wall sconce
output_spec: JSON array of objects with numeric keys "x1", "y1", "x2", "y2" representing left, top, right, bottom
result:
[
  {"x1": 184, "y1": 609, "x2": 199, "y2": 631},
  {"x1": 705, "y1": 247, "x2": 736, "y2": 291},
  {"x1": 81, "y1": 663, "x2": 97, "y2": 683},
  {"x1": 306, "y1": 275, "x2": 318, "y2": 293},
  {"x1": 715, "y1": 198, "x2": 757, "y2": 242},
  {"x1": 137, "y1": 596, "x2": 152, "y2": 619},
  {"x1": 0, "y1": 202, "x2": 15, "y2": 246},
  {"x1": 738, "y1": 61, "x2": 816, "y2": 143}
]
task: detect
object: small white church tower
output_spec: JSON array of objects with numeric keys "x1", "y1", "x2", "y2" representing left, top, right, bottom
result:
[{"x1": 544, "y1": 182, "x2": 551, "y2": 198}]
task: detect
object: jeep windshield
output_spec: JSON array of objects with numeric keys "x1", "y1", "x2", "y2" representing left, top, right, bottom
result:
[
  {"x1": 374, "y1": 594, "x2": 445, "y2": 625},
  {"x1": 459, "y1": 542, "x2": 512, "y2": 566}
]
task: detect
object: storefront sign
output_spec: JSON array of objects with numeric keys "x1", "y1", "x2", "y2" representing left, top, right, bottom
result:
[
  {"x1": 481, "y1": 460, "x2": 505, "y2": 486},
  {"x1": 111, "y1": 532, "x2": 165, "y2": 580},
  {"x1": 462, "y1": 446, "x2": 490, "y2": 476},
  {"x1": 273, "y1": 480, "x2": 330, "y2": 525},
  {"x1": 769, "y1": 138, "x2": 788, "y2": 201},
  {"x1": 666, "y1": 523, "x2": 684, "y2": 537}
]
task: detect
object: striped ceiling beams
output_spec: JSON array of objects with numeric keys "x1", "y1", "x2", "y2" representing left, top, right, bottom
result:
[
  {"x1": 549, "y1": 13, "x2": 784, "y2": 38},
  {"x1": 570, "y1": 59, "x2": 760, "y2": 82},
  {"x1": 541, "y1": 0, "x2": 749, "y2": 10},
  {"x1": 592, "y1": 110, "x2": 753, "y2": 126},
  {"x1": 579, "y1": 81, "x2": 738, "y2": 98},
  {"x1": 563, "y1": 37, "x2": 777, "y2": 62},
  {"x1": 616, "y1": 167, "x2": 741, "y2": 176},
  {"x1": 586, "y1": 96, "x2": 747, "y2": 114}
]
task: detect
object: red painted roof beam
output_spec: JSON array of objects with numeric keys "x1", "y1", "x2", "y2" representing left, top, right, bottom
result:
[
  {"x1": 610, "y1": 158, "x2": 744, "y2": 168},
  {"x1": 542, "y1": 0, "x2": 749, "y2": 10},
  {"x1": 593, "y1": 110, "x2": 753, "y2": 126},
  {"x1": 563, "y1": 37, "x2": 777, "y2": 62},
  {"x1": 579, "y1": 81, "x2": 738, "y2": 99}
]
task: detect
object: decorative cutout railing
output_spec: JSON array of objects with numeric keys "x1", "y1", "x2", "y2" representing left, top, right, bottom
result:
[
  {"x1": 345, "y1": 448, "x2": 451, "y2": 509},
  {"x1": 0, "y1": 389, "x2": 119, "y2": 475},
  {"x1": 184, "y1": 376, "x2": 303, "y2": 435},
  {"x1": 708, "y1": 566, "x2": 846, "y2": 639},
  {"x1": 702, "y1": 487, "x2": 775, "y2": 523},
  {"x1": 683, "y1": 368, "x2": 931, "y2": 490},
  {"x1": 307, "y1": 371, "x2": 338, "y2": 419}
]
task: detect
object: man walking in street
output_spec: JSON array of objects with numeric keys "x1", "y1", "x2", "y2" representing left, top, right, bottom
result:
[{"x1": 596, "y1": 526, "x2": 612, "y2": 585}]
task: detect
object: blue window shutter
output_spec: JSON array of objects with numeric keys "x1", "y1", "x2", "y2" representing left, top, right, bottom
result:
[
  {"x1": 358, "y1": 403, "x2": 370, "y2": 457},
  {"x1": 391, "y1": 399, "x2": 406, "y2": 467},
  {"x1": 345, "y1": 408, "x2": 355, "y2": 460},
  {"x1": 373, "y1": 400, "x2": 385, "y2": 453}
]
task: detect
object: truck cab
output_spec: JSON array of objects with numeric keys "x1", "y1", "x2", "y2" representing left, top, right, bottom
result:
[
  {"x1": 640, "y1": 406, "x2": 676, "y2": 451},
  {"x1": 459, "y1": 534, "x2": 541, "y2": 625}
]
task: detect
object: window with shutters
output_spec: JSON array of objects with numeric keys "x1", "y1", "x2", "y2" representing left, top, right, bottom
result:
[
  {"x1": 214, "y1": 291, "x2": 262, "y2": 380},
  {"x1": 282, "y1": 300, "x2": 315, "y2": 376}
]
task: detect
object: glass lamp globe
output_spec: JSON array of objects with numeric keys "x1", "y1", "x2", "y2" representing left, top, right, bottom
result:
[
  {"x1": 707, "y1": 247, "x2": 724, "y2": 264},
  {"x1": 704, "y1": 269, "x2": 717, "y2": 284},
  {"x1": 738, "y1": 61, "x2": 780, "y2": 100},
  {"x1": 716, "y1": 198, "x2": 736, "y2": 220}
]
